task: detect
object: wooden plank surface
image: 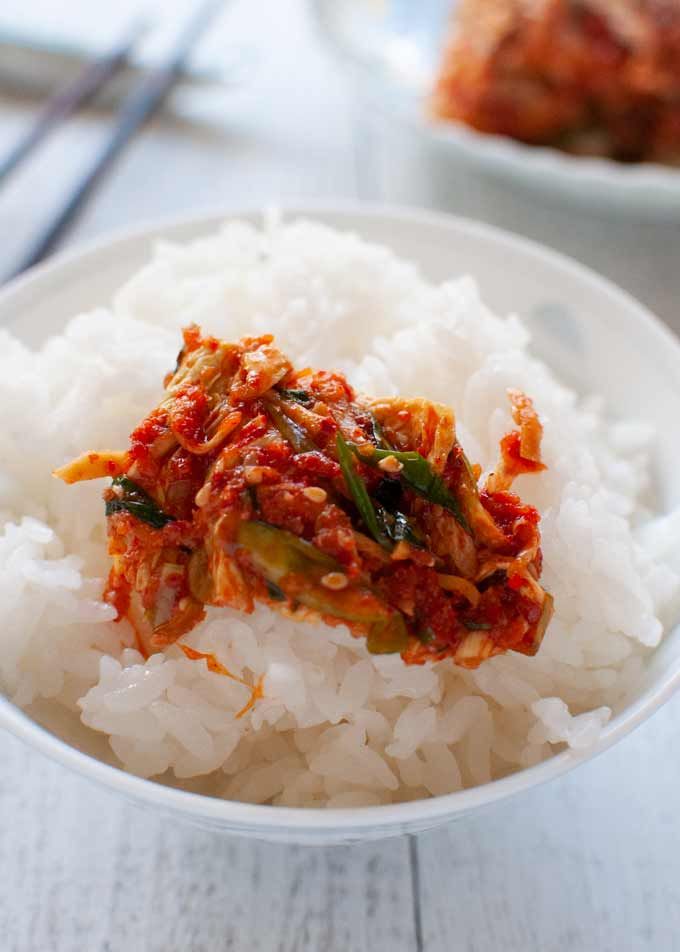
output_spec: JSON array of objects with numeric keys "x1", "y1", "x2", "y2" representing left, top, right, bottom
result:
[
  {"x1": 415, "y1": 692, "x2": 680, "y2": 952},
  {"x1": 1, "y1": 732, "x2": 417, "y2": 952}
]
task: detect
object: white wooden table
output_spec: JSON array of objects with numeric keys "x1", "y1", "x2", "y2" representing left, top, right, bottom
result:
[{"x1": 2, "y1": 2, "x2": 680, "y2": 949}]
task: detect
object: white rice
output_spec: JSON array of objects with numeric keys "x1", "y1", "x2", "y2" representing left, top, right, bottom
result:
[{"x1": 1, "y1": 216, "x2": 678, "y2": 807}]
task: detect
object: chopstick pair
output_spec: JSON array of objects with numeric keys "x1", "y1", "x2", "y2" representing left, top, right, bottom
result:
[
  {"x1": 0, "y1": 19, "x2": 147, "y2": 188},
  {"x1": 5, "y1": 0, "x2": 226, "y2": 281}
]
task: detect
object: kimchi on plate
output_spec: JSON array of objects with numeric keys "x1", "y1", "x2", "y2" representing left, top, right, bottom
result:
[
  {"x1": 56, "y1": 327, "x2": 554, "y2": 670},
  {"x1": 432, "y1": 0, "x2": 680, "y2": 164}
]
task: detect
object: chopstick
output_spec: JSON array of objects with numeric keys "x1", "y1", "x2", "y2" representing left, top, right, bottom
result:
[
  {"x1": 9, "y1": 0, "x2": 227, "y2": 280},
  {"x1": 0, "y1": 19, "x2": 147, "y2": 187}
]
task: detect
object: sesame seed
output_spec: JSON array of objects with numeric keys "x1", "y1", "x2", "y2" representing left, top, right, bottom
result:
[
  {"x1": 391, "y1": 541, "x2": 411, "y2": 561},
  {"x1": 195, "y1": 484, "x2": 211, "y2": 507},
  {"x1": 303, "y1": 486, "x2": 327, "y2": 504},
  {"x1": 378, "y1": 454, "x2": 403, "y2": 474},
  {"x1": 244, "y1": 466, "x2": 264, "y2": 485},
  {"x1": 321, "y1": 572, "x2": 349, "y2": 591},
  {"x1": 357, "y1": 443, "x2": 375, "y2": 458}
]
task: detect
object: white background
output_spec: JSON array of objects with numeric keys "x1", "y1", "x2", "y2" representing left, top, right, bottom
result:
[{"x1": 1, "y1": 1, "x2": 679, "y2": 949}]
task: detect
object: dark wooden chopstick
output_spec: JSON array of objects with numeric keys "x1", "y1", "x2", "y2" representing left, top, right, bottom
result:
[
  {"x1": 0, "y1": 19, "x2": 147, "y2": 187},
  {"x1": 8, "y1": 0, "x2": 227, "y2": 280}
]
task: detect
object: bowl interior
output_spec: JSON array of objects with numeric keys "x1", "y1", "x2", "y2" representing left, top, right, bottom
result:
[{"x1": 2, "y1": 204, "x2": 680, "y2": 841}]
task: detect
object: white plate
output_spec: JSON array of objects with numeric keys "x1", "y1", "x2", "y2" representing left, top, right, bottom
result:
[
  {"x1": 423, "y1": 115, "x2": 680, "y2": 218},
  {"x1": 2, "y1": 203, "x2": 680, "y2": 844}
]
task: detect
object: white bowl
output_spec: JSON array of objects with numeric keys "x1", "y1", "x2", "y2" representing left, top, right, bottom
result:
[{"x1": 2, "y1": 203, "x2": 680, "y2": 845}]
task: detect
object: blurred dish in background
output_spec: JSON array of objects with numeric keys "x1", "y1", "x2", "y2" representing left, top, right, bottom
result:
[
  {"x1": 314, "y1": 0, "x2": 680, "y2": 331},
  {"x1": 432, "y1": 0, "x2": 680, "y2": 165},
  {"x1": 313, "y1": 0, "x2": 680, "y2": 217}
]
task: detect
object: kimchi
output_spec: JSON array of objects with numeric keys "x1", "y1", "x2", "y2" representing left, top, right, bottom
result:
[
  {"x1": 432, "y1": 0, "x2": 680, "y2": 163},
  {"x1": 55, "y1": 327, "x2": 553, "y2": 669}
]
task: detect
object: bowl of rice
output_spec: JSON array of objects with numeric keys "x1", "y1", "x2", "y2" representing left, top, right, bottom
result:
[{"x1": 2, "y1": 204, "x2": 680, "y2": 845}]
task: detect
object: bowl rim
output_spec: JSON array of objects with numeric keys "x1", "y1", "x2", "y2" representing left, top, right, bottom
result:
[{"x1": 3, "y1": 199, "x2": 680, "y2": 834}]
